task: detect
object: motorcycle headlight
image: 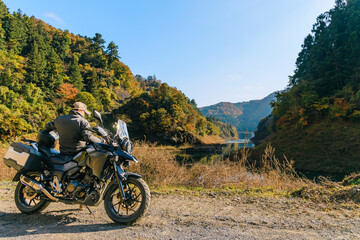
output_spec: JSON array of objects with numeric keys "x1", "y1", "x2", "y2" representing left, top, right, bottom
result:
[{"x1": 120, "y1": 138, "x2": 133, "y2": 153}]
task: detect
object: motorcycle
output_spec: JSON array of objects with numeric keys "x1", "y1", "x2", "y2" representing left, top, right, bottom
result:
[{"x1": 3, "y1": 110, "x2": 150, "y2": 225}]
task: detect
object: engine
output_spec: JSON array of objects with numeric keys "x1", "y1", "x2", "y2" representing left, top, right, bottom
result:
[
  {"x1": 64, "y1": 180, "x2": 87, "y2": 198},
  {"x1": 58, "y1": 168, "x2": 101, "y2": 206}
]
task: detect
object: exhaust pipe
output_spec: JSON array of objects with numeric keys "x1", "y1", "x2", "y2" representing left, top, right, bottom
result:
[{"x1": 20, "y1": 175, "x2": 59, "y2": 202}]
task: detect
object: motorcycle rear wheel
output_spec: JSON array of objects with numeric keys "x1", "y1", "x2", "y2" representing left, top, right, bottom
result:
[
  {"x1": 14, "y1": 176, "x2": 50, "y2": 214},
  {"x1": 104, "y1": 177, "x2": 150, "y2": 225}
]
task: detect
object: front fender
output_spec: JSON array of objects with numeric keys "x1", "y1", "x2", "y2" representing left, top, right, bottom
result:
[
  {"x1": 115, "y1": 164, "x2": 142, "y2": 180},
  {"x1": 124, "y1": 172, "x2": 142, "y2": 179},
  {"x1": 115, "y1": 150, "x2": 138, "y2": 163}
]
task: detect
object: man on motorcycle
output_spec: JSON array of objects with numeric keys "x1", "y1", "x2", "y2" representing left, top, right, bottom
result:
[
  {"x1": 45, "y1": 102, "x2": 102, "y2": 155},
  {"x1": 4, "y1": 101, "x2": 150, "y2": 222}
]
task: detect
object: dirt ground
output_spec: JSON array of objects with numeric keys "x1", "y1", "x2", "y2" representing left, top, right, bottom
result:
[{"x1": 0, "y1": 181, "x2": 359, "y2": 240}]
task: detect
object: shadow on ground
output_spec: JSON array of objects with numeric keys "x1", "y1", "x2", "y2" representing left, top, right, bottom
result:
[{"x1": 0, "y1": 210, "x2": 128, "y2": 238}]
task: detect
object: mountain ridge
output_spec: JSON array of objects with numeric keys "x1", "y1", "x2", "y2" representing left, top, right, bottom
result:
[{"x1": 200, "y1": 93, "x2": 275, "y2": 131}]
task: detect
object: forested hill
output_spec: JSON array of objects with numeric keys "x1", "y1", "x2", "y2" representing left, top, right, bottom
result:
[
  {"x1": 0, "y1": 0, "x2": 229, "y2": 144},
  {"x1": 254, "y1": 0, "x2": 360, "y2": 174},
  {"x1": 200, "y1": 93, "x2": 275, "y2": 131}
]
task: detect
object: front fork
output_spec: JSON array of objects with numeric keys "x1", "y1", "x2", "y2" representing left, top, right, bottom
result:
[{"x1": 113, "y1": 161, "x2": 128, "y2": 201}]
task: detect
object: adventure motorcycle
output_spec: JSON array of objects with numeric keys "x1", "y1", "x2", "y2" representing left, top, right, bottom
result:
[{"x1": 3, "y1": 110, "x2": 150, "y2": 225}]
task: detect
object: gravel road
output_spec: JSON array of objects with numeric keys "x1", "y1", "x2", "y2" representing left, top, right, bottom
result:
[{"x1": 0, "y1": 182, "x2": 359, "y2": 240}]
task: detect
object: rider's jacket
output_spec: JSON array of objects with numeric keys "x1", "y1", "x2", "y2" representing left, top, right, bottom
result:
[{"x1": 46, "y1": 110, "x2": 101, "y2": 155}]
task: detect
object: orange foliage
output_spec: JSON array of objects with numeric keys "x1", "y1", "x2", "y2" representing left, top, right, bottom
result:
[
  {"x1": 334, "y1": 98, "x2": 348, "y2": 109},
  {"x1": 332, "y1": 98, "x2": 349, "y2": 118},
  {"x1": 56, "y1": 83, "x2": 79, "y2": 102}
]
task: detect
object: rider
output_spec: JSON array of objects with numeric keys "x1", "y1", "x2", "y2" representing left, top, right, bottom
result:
[{"x1": 45, "y1": 102, "x2": 102, "y2": 155}]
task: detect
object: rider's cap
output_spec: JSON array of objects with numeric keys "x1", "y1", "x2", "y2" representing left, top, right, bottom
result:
[{"x1": 73, "y1": 102, "x2": 91, "y2": 115}]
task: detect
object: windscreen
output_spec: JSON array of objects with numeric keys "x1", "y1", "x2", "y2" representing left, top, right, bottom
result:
[{"x1": 116, "y1": 120, "x2": 129, "y2": 140}]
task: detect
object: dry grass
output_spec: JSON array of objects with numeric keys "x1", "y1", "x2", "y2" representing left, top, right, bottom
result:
[
  {"x1": 132, "y1": 141, "x2": 307, "y2": 190},
  {"x1": 291, "y1": 177, "x2": 360, "y2": 203},
  {"x1": 130, "y1": 142, "x2": 187, "y2": 186},
  {"x1": 1, "y1": 141, "x2": 359, "y2": 202},
  {"x1": 198, "y1": 135, "x2": 225, "y2": 144}
]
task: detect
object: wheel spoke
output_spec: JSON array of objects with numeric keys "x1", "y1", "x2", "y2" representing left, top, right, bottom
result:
[
  {"x1": 133, "y1": 193, "x2": 141, "y2": 201},
  {"x1": 128, "y1": 185, "x2": 135, "y2": 193}
]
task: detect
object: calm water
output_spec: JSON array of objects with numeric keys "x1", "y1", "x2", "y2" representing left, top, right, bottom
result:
[{"x1": 176, "y1": 139, "x2": 254, "y2": 165}]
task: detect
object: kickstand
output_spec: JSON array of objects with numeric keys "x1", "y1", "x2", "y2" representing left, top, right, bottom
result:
[{"x1": 86, "y1": 205, "x2": 95, "y2": 214}]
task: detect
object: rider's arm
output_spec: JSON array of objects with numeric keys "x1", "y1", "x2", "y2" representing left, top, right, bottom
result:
[{"x1": 80, "y1": 119, "x2": 102, "y2": 143}]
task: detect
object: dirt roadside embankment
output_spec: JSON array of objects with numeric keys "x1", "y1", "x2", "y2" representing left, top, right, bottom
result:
[{"x1": 0, "y1": 182, "x2": 359, "y2": 240}]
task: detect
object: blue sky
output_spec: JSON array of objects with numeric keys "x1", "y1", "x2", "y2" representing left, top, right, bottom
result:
[{"x1": 4, "y1": 0, "x2": 335, "y2": 107}]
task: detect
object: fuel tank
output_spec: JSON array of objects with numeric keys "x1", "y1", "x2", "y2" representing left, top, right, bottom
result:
[{"x1": 86, "y1": 148, "x2": 110, "y2": 179}]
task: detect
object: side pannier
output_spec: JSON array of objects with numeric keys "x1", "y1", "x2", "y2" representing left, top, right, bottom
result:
[{"x1": 3, "y1": 142, "x2": 44, "y2": 171}]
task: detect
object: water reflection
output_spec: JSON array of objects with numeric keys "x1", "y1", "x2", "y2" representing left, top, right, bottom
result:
[
  {"x1": 176, "y1": 139, "x2": 254, "y2": 165},
  {"x1": 225, "y1": 139, "x2": 255, "y2": 147}
]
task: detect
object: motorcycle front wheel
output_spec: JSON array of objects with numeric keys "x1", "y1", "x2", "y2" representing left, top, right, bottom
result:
[{"x1": 104, "y1": 177, "x2": 151, "y2": 225}]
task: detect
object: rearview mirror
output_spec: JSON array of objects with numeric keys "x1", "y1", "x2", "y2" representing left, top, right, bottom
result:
[{"x1": 92, "y1": 110, "x2": 103, "y2": 126}]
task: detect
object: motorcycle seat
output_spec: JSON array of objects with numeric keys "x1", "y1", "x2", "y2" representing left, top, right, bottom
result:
[
  {"x1": 38, "y1": 146, "x2": 60, "y2": 160},
  {"x1": 50, "y1": 155, "x2": 74, "y2": 164}
]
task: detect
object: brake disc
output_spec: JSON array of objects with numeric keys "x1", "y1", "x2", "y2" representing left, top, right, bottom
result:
[
  {"x1": 23, "y1": 187, "x2": 37, "y2": 200},
  {"x1": 117, "y1": 191, "x2": 140, "y2": 211}
]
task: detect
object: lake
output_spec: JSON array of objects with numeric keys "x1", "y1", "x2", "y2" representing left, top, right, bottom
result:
[{"x1": 176, "y1": 139, "x2": 254, "y2": 165}]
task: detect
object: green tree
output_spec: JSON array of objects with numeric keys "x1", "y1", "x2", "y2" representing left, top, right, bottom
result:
[
  {"x1": 3, "y1": 13, "x2": 27, "y2": 54},
  {"x1": 45, "y1": 48, "x2": 64, "y2": 91},
  {"x1": 86, "y1": 68, "x2": 100, "y2": 95},
  {"x1": 69, "y1": 54, "x2": 83, "y2": 90},
  {"x1": 98, "y1": 87, "x2": 115, "y2": 111},
  {"x1": 88, "y1": 33, "x2": 106, "y2": 68},
  {"x1": 0, "y1": 50, "x2": 25, "y2": 90},
  {"x1": 0, "y1": 19, "x2": 6, "y2": 50},
  {"x1": 0, "y1": 0, "x2": 9, "y2": 18},
  {"x1": 26, "y1": 41, "x2": 46, "y2": 87},
  {"x1": 52, "y1": 30, "x2": 71, "y2": 60},
  {"x1": 76, "y1": 91, "x2": 100, "y2": 112},
  {"x1": 106, "y1": 41, "x2": 119, "y2": 65}
]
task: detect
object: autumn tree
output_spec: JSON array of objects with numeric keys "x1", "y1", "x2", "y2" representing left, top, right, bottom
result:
[{"x1": 57, "y1": 83, "x2": 79, "y2": 103}]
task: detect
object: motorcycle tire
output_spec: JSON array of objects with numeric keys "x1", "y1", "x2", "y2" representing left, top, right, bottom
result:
[
  {"x1": 14, "y1": 180, "x2": 50, "y2": 214},
  {"x1": 104, "y1": 177, "x2": 151, "y2": 225}
]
